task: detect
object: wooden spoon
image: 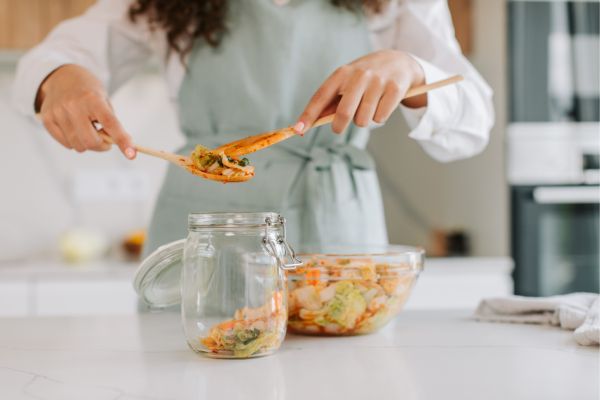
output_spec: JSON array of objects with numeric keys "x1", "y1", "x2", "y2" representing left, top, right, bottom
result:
[
  {"x1": 215, "y1": 75, "x2": 464, "y2": 158},
  {"x1": 35, "y1": 113, "x2": 253, "y2": 183},
  {"x1": 98, "y1": 132, "x2": 254, "y2": 183}
]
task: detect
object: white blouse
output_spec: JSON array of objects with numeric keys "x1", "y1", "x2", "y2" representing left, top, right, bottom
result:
[{"x1": 12, "y1": 0, "x2": 494, "y2": 162}]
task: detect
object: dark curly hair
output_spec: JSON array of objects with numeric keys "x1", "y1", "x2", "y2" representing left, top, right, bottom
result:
[{"x1": 129, "y1": 0, "x2": 386, "y2": 59}]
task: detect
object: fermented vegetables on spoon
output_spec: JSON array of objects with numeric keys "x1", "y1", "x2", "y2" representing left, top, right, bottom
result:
[{"x1": 190, "y1": 145, "x2": 254, "y2": 180}]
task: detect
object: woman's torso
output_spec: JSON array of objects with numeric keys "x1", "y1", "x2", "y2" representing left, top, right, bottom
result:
[{"x1": 144, "y1": 0, "x2": 388, "y2": 254}]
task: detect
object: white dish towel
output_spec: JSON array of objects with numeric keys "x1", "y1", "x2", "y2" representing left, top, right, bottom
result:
[{"x1": 474, "y1": 293, "x2": 599, "y2": 346}]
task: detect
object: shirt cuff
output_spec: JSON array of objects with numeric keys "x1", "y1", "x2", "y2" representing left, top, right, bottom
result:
[
  {"x1": 12, "y1": 52, "x2": 74, "y2": 117},
  {"x1": 399, "y1": 55, "x2": 461, "y2": 142}
]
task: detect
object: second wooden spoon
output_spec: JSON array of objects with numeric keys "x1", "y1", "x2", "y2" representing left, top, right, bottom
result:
[{"x1": 215, "y1": 74, "x2": 464, "y2": 158}]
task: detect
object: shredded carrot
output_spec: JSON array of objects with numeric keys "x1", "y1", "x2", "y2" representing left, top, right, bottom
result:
[
  {"x1": 216, "y1": 320, "x2": 236, "y2": 331},
  {"x1": 305, "y1": 269, "x2": 321, "y2": 286}
]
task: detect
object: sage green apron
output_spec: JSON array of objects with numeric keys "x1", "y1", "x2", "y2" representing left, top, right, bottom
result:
[{"x1": 145, "y1": 0, "x2": 388, "y2": 255}]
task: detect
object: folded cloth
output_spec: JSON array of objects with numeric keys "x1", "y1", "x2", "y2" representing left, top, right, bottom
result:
[{"x1": 474, "y1": 293, "x2": 599, "y2": 346}]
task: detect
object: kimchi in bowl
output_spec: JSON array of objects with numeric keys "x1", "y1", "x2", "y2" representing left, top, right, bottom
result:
[{"x1": 286, "y1": 245, "x2": 424, "y2": 336}]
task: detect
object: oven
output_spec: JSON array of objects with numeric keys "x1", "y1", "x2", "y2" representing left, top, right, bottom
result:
[
  {"x1": 508, "y1": 123, "x2": 599, "y2": 296},
  {"x1": 511, "y1": 184, "x2": 599, "y2": 295}
]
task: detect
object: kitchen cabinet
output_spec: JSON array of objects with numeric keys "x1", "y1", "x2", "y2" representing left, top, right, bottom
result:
[
  {"x1": 0, "y1": 0, "x2": 95, "y2": 49},
  {"x1": 0, "y1": 281, "x2": 137, "y2": 317},
  {"x1": 0, "y1": 257, "x2": 513, "y2": 317},
  {"x1": 406, "y1": 257, "x2": 513, "y2": 309},
  {"x1": 0, "y1": 282, "x2": 30, "y2": 316},
  {"x1": 448, "y1": 0, "x2": 473, "y2": 55},
  {"x1": 0, "y1": 261, "x2": 139, "y2": 317},
  {"x1": 36, "y1": 281, "x2": 138, "y2": 316}
]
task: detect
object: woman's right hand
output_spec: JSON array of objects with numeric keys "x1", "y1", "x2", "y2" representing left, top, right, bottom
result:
[{"x1": 36, "y1": 64, "x2": 136, "y2": 159}]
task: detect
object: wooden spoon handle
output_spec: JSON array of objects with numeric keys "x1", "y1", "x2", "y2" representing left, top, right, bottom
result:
[
  {"x1": 136, "y1": 145, "x2": 185, "y2": 164},
  {"x1": 310, "y1": 114, "x2": 335, "y2": 129},
  {"x1": 404, "y1": 74, "x2": 463, "y2": 99},
  {"x1": 34, "y1": 115, "x2": 183, "y2": 164},
  {"x1": 96, "y1": 131, "x2": 184, "y2": 164}
]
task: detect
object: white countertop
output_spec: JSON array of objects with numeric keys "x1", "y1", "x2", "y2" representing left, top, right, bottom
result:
[{"x1": 0, "y1": 310, "x2": 596, "y2": 400}]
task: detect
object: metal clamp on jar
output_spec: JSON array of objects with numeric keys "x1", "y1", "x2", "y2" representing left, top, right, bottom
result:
[
  {"x1": 262, "y1": 215, "x2": 303, "y2": 270},
  {"x1": 134, "y1": 212, "x2": 300, "y2": 359}
]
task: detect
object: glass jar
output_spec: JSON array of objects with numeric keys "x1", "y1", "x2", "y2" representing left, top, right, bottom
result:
[
  {"x1": 135, "y1": 212, "x2": 301, "y2": 359},
  {"x1": 183, "y1": 212, "x2": 301, "y2": 358}
]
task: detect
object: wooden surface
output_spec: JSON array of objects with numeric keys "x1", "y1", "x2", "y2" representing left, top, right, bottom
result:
[
  {"x1": 448, "y1": 0, "x2": 473, "y2": 55},
  {"x1": 0, "y1": 0, "x2": 95, "y2": 49}
]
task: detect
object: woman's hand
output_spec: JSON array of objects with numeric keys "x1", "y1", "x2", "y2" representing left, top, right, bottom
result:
[
  {"x1": 36, "y1": 64, "x2": 136, "y2": 159},
  {"x1": 295, "y1": 50, "x2": 426, "y2": 134}
]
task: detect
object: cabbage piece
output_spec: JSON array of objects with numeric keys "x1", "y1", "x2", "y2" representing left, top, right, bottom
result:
[
  {"x1": 315, "y1": 281, "x2": 366, "y2": 329},
  {"x1": 235, "y1": 327, "x2": 261, "y2": 345},
  {"x1": 233, "y1": 329, "x2": 280, "y2": 358},
  {"x1": 191, "y1": 145, "x2": 219, "y2": 169},
  {"x1": 293, "y1": 286, "x2": 322, "y2": 311},
  {"x1": 355, "y1": 308, "x2": 390, "y2": 333}
]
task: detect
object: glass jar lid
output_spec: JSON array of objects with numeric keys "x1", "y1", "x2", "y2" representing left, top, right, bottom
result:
[
  {"x1": 133, "y1": 239, "x2": 185, "y2": 308},
  {"x1": 188, "y1": 211, "x2": 283, "y2": 230}
]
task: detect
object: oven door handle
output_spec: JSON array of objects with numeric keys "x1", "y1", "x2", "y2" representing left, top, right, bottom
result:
[{"x1": 533, "y1": 186, "x2": 600, "y2": 204}]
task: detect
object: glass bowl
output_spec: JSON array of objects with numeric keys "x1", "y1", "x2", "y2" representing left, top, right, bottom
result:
[{"x1": 286, "y1": 245, "x2": 424, "y2": 335}]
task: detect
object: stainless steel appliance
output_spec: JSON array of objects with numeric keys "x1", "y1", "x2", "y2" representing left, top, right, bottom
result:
[
  {"x1": 508, "y1": 123, "x2": 599, "y2": 295},
  {"x1": 508, "y1": 0, "x2": 599, "y2": 295}
]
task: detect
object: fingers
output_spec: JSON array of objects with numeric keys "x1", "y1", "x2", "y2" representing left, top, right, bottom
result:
[
  {"x1": 332, "y1": 69, "x2": 371, "y2": 133},
  {"x1": 296, "y1": 67, "x2": 409, "y2": 136},
  {"x1": 94, "y1": 140, "x2": 113, "y2": 152},
  {"x1": 354, "y1": 76, "x2": 384, "y2": 128},
  {"x1": 36, "y1": 65, "x2": 133, "y2": 157},
  {"x1": 44, "y1": 105, "x2": 113, "y2": 153},
  {"x1": 91, "y1": 102, "x2": 136, "y2": 159},
  {"x1": 39, "y1": 93, "x2": 133, "y2": 157},
  {"x1": 320, "y1": 101, "x2": 339, "y2": 118},
  {"x1": 373, "y1": 81, "x2": 408, "y2": 124},
  {"x1": 53, "y1": 108, "x2": 87, "y2": 152},
  {"x1": 295, "y1": 49, "x2": 428, "y2": 135},
  {"x1": 40, "y1": 111, "x2": 70, "y2": 149},
  {"x1": 295, "y1": 66, "x2": 348, "y2": 133},
  {"x1": 71, "y1": 112, "x2": 105, "y2": 152}
]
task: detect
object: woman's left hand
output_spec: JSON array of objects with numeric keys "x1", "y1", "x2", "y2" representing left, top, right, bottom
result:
[{"x1": 295, "y1": 50, "x2": 426, "y2": 134}]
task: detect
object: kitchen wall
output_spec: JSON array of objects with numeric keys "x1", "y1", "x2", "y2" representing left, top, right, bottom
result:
[
  {"x1": 0, "y1": 0, "x2": 508, "y2": 260},
  {"x1": 0, "y1": 58, "x2": 183, "y2": 260},
  {"x1": 370, "y1": 0, "x2": 508, "y2": 256}
]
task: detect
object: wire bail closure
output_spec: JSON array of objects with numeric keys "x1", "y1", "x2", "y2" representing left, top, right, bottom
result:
[{"x1": 262, "y1": 216, "x2": 303, "y2": 270}]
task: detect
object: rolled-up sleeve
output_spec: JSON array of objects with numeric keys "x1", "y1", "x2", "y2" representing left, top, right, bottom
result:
[
  {"x1": 12, "y1": 0, "x2": 154, "y2": 117},
  {"x1": 371, "y1": 0, "x2": 494, "y2": 162}
]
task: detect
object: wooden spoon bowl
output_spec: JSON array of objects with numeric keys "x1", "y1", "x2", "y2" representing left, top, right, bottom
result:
[{"x1": 185, "y1": 162, "x2": 254, "y2": 183}]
